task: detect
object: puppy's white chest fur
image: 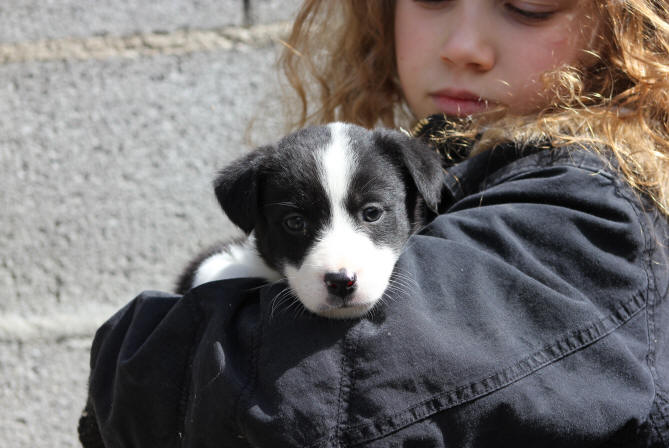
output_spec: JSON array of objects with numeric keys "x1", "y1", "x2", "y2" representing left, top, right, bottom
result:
[{"x1": 192, "y1": 234, "x2": 281, "y2": 288}]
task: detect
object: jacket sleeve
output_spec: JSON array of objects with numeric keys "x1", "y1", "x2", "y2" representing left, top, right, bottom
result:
[
  {"x1": 222, "y1": 149, "x2": 664, "y2": 447},
  {"x1": 327, "y1": 149, "x2": 663, "y2": 446}
]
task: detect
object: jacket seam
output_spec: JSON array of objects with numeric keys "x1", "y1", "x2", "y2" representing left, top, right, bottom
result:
[
  {"x1": 610, "y1": 172, "x2": 655, "y2": 353},
  {"x1": 342, "y1": 293, "x2": 646, "y2": 446},
  {"x1": 307, "y1": 327, "x2": 361, "y2": 448},
  {"x1": 336, "y1": 329, "x2": 359, "y2": 447},
  {"x1": 650, "y1": 393, "x2": 669, "y2": 445},
  {"x1": 177, "y1": 294, "x2": 202, "y2": 447},
  {"x1": 611, "y1": 172, "x2": 669, "y2": 442}
]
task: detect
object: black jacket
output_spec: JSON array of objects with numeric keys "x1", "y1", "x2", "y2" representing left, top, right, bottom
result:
[{"x1": 79, "y1": 143, "x2": 669, "y2": 447}]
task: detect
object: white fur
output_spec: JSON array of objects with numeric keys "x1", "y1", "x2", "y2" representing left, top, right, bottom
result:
[
  {"x1": 321, "y1": 122, "x2": 356, "y2": 211},
  {"x1": 284, "y1": 123, "x2": 399, "y2": 318},
  {"x1": 192, "y1": 233, "x2": 281, "y2": 288}
]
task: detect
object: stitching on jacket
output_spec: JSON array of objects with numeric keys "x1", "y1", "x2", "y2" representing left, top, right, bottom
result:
[
  {"x1": 610, "y1": 168, "x2": 655, "y2": 357},
  {"x1": 303, "y1": 329, "x2": 359, "y2": 448},
  {"x1": 177, "y1": 293, "x2": 203, "y2": 446},
  {"x1": 611, "y1": 170, "x2": 669, "y2": 445},
  {"x1": 333, "y1": 336, "x2": 350, "y2": 447},
  {"x1": 331, "y1": 327, "x2": 360, "y2": 447},
  {"x1": 650, "y1": 393, "x2": 669, "y2": 445},
  {"x1": 341, "y1": 296, "x2": 646, "y2": 446}
]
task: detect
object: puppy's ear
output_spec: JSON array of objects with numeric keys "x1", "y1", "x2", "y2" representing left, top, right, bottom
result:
[
  {"x1": 374, "y1": 130, "x2": 444, "y2": 213},
  {"x1": 213, "y1": 145, "x2": 272, "y2": 234}
]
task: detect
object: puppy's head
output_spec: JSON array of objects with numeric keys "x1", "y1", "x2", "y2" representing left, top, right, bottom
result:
[{"x1": 215, "y1": 123, "x2": 443, "y2": 318}]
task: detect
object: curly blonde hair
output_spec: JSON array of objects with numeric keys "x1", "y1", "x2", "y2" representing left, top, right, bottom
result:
[
  {"x1": 278, "y1": 0, "x2": 401, "y2": 129},
  {"x1": 279, "y1": 0, "x2": 669, "y2": 214}
]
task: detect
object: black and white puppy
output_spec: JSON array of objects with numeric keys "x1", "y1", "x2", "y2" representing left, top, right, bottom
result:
[{"x1": 177, "y1": 122, "x2": 444, "y2": 319}]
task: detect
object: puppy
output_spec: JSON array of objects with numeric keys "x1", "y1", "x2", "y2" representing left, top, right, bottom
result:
[{"x1": 176, "y1": 122, "x2": 444, "y2": 319}]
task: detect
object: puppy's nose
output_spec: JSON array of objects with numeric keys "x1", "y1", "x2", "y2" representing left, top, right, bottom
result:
[{"x1": 324, "y1": 269, "x2": 357, "y2": 298}]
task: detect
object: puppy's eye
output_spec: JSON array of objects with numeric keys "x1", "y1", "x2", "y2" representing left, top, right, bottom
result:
[
  {"x1": 362, "y1": 206, "x2": 383, "y2": 223},
  {"x1": 283, "y1": 214, "x2": 306, "y2": 233}
]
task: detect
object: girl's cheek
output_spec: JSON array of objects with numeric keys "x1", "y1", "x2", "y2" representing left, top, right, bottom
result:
[
  {"x1": 525, "y1": 34, "x2": 574, "y2": 76},
  {"x1": 542, "y1": 14, "x2": 594, "y2": 67}
]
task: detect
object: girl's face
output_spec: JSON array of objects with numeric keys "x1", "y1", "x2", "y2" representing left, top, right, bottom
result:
[{"x1": 395, "y1": 0, "x2": 600, "y2": 118}]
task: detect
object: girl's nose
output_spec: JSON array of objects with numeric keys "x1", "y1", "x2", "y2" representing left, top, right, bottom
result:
[{"x1": 439, "y1": 8, "x2": 495, "y2": 72}]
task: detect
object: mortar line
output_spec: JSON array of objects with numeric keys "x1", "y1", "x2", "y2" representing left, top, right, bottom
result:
[
  {"x1": 0, "y1": 21, "x2": 290, "y2": 65},
  {"x1": 0, "y1": 309, "x2": 119, "y2": 343}
]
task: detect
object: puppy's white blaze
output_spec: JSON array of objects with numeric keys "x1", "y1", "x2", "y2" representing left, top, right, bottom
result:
[
  {"x1": 284, "y1": 123, "x2": 400, "y2": 318},
  {"x1": 321, "y1": 122, "x2": 356, "y2": 209},
  {"x1": 192, "y1": 234, "x2": 280, "y2": 288}
]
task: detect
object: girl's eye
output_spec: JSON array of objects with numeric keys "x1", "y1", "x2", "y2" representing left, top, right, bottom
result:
[
  {"x1": 283, "y1": 214, "x2": 306, "y2": 233},
  {"x1": 362, "y1": 206, "x2": 383, "y2": 223},
  {"x1": 505, "y1": 3, "x2": 556, "y2": 22}
]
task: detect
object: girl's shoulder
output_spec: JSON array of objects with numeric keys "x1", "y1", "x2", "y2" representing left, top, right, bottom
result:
[
  {"x1": 442, "y1": 141, "x2": 620, "y2": 203},
  {"x1": 409, "y1": 114, "x2": 653, "y2": 216}
]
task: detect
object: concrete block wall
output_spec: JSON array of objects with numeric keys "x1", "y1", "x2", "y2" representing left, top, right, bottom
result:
[{"x1": 0, "y1": 1, "x2": 299, "y2": 445}]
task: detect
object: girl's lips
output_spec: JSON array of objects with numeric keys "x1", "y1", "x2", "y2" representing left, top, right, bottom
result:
[{"x1": 430, "y1": 90, "x2": 492, "y2": 116}]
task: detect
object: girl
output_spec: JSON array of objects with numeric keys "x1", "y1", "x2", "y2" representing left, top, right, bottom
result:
[
  {"x1": 280, "y1": 0, "x2": 668, "y2": 212},
  {"x1": 80, "y1": 1, "x2": 669, "y2": 446}
]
